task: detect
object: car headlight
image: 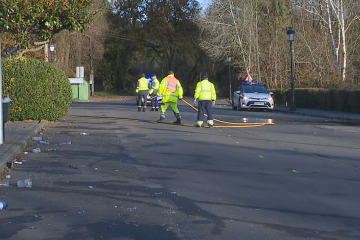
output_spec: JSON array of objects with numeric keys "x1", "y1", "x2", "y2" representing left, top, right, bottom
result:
[
  {"x1": 268, "y1": 97, "x2": 273, "y2": 101},
  {"x1": 242, "y1": 96, "x2": 248, "y2": 100}
]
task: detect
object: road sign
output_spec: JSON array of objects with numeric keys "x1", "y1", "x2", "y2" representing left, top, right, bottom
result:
[{"x1": 245, "y1": 73, "x2": 253, "y2": 82}]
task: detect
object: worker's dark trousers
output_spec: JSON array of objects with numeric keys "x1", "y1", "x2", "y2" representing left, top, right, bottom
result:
[
  {"x1": 137, "y1": 90, "x2": 148, "y2": 109},
  {"x1": 151, "y1": 97, "x2": 159, "y2": 108},
  {"x1": 197, "y1": 100, "x2": 213, "y2": 122},
  {"x1": 151, "y1": 91, "x2": 159, "y2": 109}
]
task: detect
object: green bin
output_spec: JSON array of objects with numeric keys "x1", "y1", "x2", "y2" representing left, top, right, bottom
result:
[
  {"x1": 2, "y1": 100, "x2": 11, "y2": 142},
  {"x1": 2, "y1": 102, "x2": 10, "y2": 123}
]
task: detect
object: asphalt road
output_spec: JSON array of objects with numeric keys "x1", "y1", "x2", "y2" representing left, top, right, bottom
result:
[{"x1": 1, "y1": 99, "x2": 360, "y2": 240}]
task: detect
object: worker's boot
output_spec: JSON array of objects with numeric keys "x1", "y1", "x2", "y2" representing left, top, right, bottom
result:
[
  {"x1": 156, "y1": 112, "x2": 165, "y2": 122},
  {"x1": 142, "y1": 108, "x2": 146, "y2": 112},
  {"x1": 150, "y1": 108, "x2": 155, "y2": 111},
  {"x1": 173, "y1": 113, "x2": 181, "y2": 124},
  {"x1": 138, "y1": 107, "x2": 141, "y2": 112},
  {"x1": 155, "y1": 108, "x2": 159, "y2": 111}
]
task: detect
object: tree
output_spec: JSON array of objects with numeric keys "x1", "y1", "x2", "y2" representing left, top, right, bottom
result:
[
  {"x1": 196, "y1": 0, "x2": 292, "y2": 88},
  {"x1": 51, "y1": 0, "x2": 109, "y2": 79},
  {"x1": 294, "y1": 0, "x2": 360, "y2": 82},
  {"x1": 0, "y1": 0, "x2": 97, "y2": 56},
  {"x1": 98, "y1": 0, "x2": 203, "y2": 94}
]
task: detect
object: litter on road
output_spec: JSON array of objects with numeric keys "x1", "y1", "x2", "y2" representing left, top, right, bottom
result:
[
  {"x1": 0, "y1": 201, "x2": 9, "y2": 210},
  {"x1": 32, "y1": 148, "x2": 41, "y2": 153},
  {"x1": 17, "y1": 178, "x2": 32, "y2": 188},
  {"x1": 0, "y1": 182, "x2": 10, "y2": 187},
  {"x1": 69, "y1": 165, "x2": 78, "y2": 169}
]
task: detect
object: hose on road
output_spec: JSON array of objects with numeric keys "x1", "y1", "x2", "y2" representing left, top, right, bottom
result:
[
  {"x1": 67, "y1": 99, "x2": 274, "y2": 128},
  {"x1": 181, "y1": 99, "x2": 274, "y2": 127}
]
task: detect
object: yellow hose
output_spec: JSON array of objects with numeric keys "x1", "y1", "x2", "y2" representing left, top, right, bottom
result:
[
  {"x1": 181, "y1": 99, "x2": 274, "y2": 126},
  {"x1": 66, "y1": 99, "x2": 274, "y2": 128}
]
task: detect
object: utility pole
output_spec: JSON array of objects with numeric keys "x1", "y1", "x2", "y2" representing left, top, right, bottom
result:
[
  {"x1": 228, "y1": 56, "x2": 232, "y2": 100},
  {"x1": 90, "y1": 38, "x2": 94, "y2": 97},
  {"x1": 0, "y1": 28, "x2": 3, "y2": 144},
  {"x1": 287, "y1": 27, "x2": 296, "y2": 111}
]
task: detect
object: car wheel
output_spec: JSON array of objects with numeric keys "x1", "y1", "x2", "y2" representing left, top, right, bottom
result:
[
  {"x1": 232, "y1": 100, "x2": 237, "y2": 110},
  {"x1": 237, "y1": 101, "x2": 243, "y2": 111}
]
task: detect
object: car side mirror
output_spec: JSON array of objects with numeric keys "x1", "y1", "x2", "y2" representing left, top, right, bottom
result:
[{"x1": 269, "y1": 92, "x2": 273, "y2": 95}]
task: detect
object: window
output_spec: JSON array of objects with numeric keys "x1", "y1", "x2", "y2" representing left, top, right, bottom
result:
[{"x1": 243, "y1": 85, "x2": 268, "y2": 93}]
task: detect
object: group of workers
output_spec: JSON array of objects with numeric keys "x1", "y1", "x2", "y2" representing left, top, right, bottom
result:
[{"x1": 136, "y1": 70, "x2": 217, "y2": 127}]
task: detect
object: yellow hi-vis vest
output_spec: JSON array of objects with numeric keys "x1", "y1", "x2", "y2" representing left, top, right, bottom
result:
[
  {"x1": 157, "y1": 74, "x2": 183, "y2": 103},
  {"x1": 136, "y1": 77, "x2": 149, "y2": 93},
  {"x1": 194, "y1": 79, "x2": 216, "y2": 101},
  {"x1": 149, "y1": 78, "x2": 160, "y2": 94}
]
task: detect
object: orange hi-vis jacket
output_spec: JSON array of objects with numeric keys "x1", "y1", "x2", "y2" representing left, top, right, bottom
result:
[{"x1": 157, "y1": 74, "x2": 183, "y2": 103}]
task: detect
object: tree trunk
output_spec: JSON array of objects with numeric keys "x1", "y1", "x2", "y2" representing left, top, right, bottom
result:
[
  {"x1": 326, "y1": 0, "x2": 340, "y2": 73},
  {"x1": 340, "y1": 0, "x2": 346, "y2": 81}
]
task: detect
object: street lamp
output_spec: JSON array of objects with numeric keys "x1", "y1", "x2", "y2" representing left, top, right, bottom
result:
[
  {"x1": 287, "y1": 27, "x2": 296, "y2": 111},
  {"x1": 228, "y1": 56, "x2": 232, "y2": 100},
  {"x1": 49, "y1": 45, "x2": 55, "y2": 63}
]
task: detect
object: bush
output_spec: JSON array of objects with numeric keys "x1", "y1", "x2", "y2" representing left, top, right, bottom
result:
[{"x1": 2, "y1": 57, "x2": 72, "y2": 121}]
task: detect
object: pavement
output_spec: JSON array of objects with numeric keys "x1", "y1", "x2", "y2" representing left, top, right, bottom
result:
[
  {"x1": 1, "y1": 104, "x2": 360, "y2": 175},
  {"x1": 274, "y1": 105, "x2": 360, "y2": 123},
  {"x1": 0, "y1": 120, "x2": 47, "y2": 174}
]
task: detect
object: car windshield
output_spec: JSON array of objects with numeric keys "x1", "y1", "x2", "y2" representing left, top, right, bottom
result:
[{"x1": 243, "y1": 85, "x2": 268, "y2": 93}]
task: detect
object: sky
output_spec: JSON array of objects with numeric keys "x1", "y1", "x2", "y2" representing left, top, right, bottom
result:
[{"x1": 198, "y1": 0, "x2": 211, "y2": 11}]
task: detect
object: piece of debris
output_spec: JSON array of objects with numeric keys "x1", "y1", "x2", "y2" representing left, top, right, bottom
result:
[
  {"x1": 32, "y1": 148, "x2": 41, "y2": 153},
  {"x1": 17, "y1": 178, "x2": 32, "y2": 188},
  {"x1": 69, "y1": 165, "x2": 78, "y2": 169},
  {"x1": 0, "y1": 202, "x2": 9, "y2": 210}
]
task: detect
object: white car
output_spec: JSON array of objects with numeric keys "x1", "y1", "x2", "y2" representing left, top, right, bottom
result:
[
  {"x1": 232, "y1": 82, "x2": 274, "y2": 111},
  {"x1": 136, "y1": 91, "x2": 162, "y2": 106},
  {"x1": 136, "y1": 90, "x2": 152, "y2": 106}
]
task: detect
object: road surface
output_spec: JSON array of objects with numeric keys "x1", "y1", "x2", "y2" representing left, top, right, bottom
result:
[{"x1": 1, "y1": 99, "x2": 359, "y2": 240}]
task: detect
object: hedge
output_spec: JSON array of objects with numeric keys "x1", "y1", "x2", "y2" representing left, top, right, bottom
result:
[
  {"x1": 2, "y1": 57, "x2": 72, "y2": 121},
  {"x1": 271, "y1": 88, "x2": 360, "y2": 113}
]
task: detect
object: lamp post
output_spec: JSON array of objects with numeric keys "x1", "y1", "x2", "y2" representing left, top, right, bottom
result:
[
  {"x1": 287, "y1": 27, "x2": 296, "y2": 111},
  {"x1": 228, "y1": 56, "x2": 232, "y2": 100},
  {"x1": 49, "y1": 45, "x2": 55, "y2": 63},
  {"x1": 0, "y1": 28, "x2": 3, "y2": 144}
]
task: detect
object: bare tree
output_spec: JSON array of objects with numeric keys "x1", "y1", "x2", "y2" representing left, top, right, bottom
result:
[
  {"x1": 295, "y1": 0, "x2": 360, "y2": 82},
  {"x1": 52, "y1": 0, "x2": 108, "y2": 78},
  {"x1": 196, "y1": 0, "x2": 259, "y2": 77}
]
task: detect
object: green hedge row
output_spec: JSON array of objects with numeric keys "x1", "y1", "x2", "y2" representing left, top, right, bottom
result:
[
  {"x1": 271, "y1": 88, "x2": 360, "y2": 113},
  {"x1": 2, "y1": 57, "x2": 72, "y2": 121}
]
